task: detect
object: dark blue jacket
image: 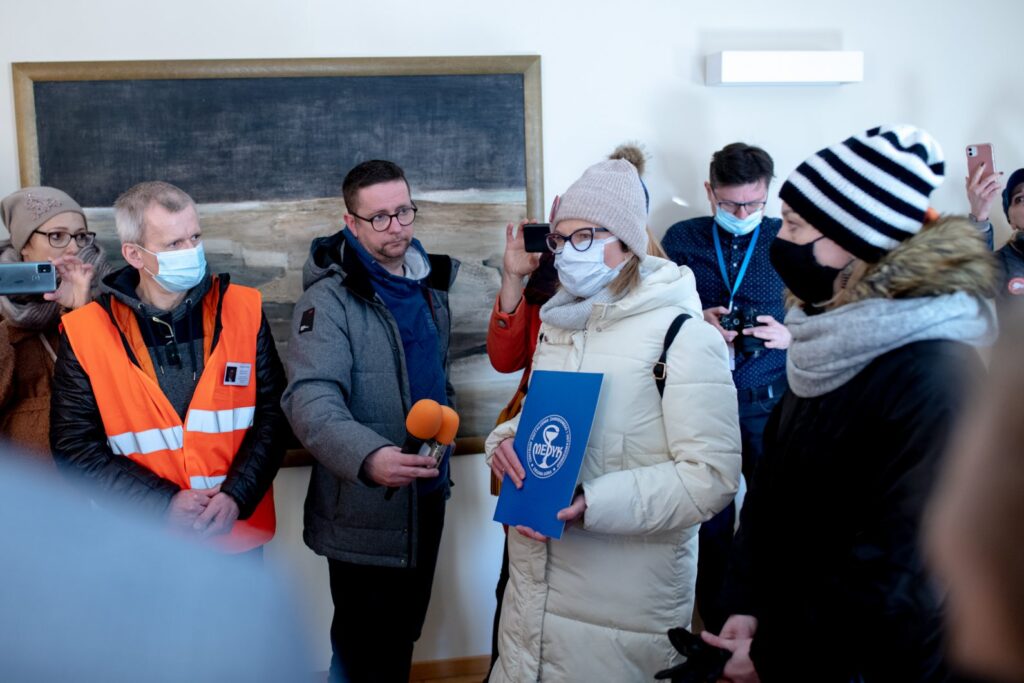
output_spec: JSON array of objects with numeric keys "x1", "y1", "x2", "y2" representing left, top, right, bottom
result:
[{"x1": 661, "y1": 216, "x2": 786, "y2": 390}]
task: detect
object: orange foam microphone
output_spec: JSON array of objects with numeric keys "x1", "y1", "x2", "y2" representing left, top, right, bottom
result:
[
  {"x1": 385, "y1": 399, "x2": 443, "y2": 500},
  {"x1": 425, "y1": 406, "x2": 460, "y2": 465}
]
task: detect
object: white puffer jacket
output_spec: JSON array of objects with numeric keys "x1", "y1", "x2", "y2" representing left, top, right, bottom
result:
[{"x1": 485, "y1": 257, "x2": 741, "y2": 682}]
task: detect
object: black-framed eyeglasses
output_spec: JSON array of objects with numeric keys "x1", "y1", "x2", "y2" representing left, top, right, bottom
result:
[
  {"x1": 32, "y1": 230, "x2": 96, "y2": 249},
  {"x1": 712, "y1": 191, "x2": 767, "y2": 214},
  {"x1": 545, "y1": 227, "x2": 612, "y2": 254},
  {"x1": 350, "y1": 205, "x2": 418, "y2": 232}
]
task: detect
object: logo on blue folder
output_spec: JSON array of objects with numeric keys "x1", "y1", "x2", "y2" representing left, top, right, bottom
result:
[{"x1": 526, "y1": 415, "x2": 572, "y2": 479}]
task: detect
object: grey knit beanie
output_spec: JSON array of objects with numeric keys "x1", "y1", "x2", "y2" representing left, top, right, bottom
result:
[
  {"x1": 553, "y1": 159, "x2": 648, "y2": 257},
  {"x1": 1, "y1": 186, "x2": 86, "y2": 253},
  {"x1": 779, "y1": 124, "x2": 944, "y2": 263}
]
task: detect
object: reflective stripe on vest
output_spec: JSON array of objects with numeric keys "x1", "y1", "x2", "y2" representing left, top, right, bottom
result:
[
  {"x1": 108, "y1": 426, "x2": 184, "y2": 456},
  {"x1": 61, "y1": 280, "x2": 275, "y2": 553},
  {"x1": 186, "y1": 407, "x2": 256, "y2": 433}
]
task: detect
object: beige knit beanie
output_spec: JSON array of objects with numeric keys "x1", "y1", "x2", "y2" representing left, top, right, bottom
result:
[
  {"x1": 552, "y1": 159, "x2": 648, "y2": 257},
  {"x1": 1, "y1": 187, "x2": 86, "y2": 253}
]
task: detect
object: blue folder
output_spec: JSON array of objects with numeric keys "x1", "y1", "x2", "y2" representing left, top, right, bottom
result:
[{"x1": 493, "y1": 370, "x2": 603, "y2": 539}]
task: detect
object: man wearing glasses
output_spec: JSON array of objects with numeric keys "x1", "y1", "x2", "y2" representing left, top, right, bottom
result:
[
  {"x1": 282, "y1": 159, "x2": 458, "y2": 682},
  {"x1": 661, "y1": 143, "x2": 790, "y2": 634}
]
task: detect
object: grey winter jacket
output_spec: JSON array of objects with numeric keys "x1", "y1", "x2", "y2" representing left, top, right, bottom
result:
[{"x1": 281, "y1": 230, "x2": 458, "y2": 568}]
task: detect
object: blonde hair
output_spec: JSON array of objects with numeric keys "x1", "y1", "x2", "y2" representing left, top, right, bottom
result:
[
  {"x1": 604, "y1": 229, "x2": 665, "y2": 298},
  {"x1": 645, "y1": 228, "x2": 667, "y2": 258}
]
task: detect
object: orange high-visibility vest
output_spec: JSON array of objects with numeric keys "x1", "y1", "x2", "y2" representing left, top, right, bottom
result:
[{"x1": 61, "y1": 279, "x2": 275, "y2": 553}]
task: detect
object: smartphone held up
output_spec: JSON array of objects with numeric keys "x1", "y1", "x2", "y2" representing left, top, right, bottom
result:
[
  {"x1": 522, "y1": 223, "x2": 550, "y2": 253},
  {"x1": 967, "y1": 143, "x2": 997, "y2": 179},
  {"x1": 0, "y1": 262, "x2": 58, "y2": 296}
]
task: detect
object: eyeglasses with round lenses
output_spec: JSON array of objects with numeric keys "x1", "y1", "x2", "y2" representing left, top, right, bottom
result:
[
  {"x1": 33, "y1": 230, "x2": 97, "y2": 249},
  {"x1": 351, "y1": 206, "x2": 418, "y2": 232},
  {"x1": 545, "y1": 227, "x2": 612, "y2": 254}
]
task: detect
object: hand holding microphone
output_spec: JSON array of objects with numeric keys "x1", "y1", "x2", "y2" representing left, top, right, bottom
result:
[
  {"x1": 381, "y1": 400, "x2": 459, "y2": 500},
  {"x1": 366, "y1": 400, "x2": 442, "y2": 496}
]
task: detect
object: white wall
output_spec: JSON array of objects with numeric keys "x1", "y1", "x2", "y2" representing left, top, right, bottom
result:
[{"x1": 3, "y1": 0, "x2": 1021, "y2": 669}]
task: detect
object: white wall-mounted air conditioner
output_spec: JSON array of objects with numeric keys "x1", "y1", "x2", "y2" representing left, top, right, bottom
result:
[{"x1": 706, "y1": 50, "x2": 864, "y2": 86}]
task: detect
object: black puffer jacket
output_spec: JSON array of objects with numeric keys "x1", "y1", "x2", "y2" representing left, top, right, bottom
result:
[
  {"x1": 995, "y1": 233, "x2": 1024, "y2": 299},
  {"x1": 728, "y1": 341, "x2": 982, "y2": 682},
  {"x1": 724, "y1": 217, "x2": 996, "y2": 682},
  {"x1": 49, "y1": 269, "x2": 288, "y2": 519}
]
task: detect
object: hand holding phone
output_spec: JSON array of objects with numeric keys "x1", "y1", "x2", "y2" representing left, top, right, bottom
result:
[
  {"x1": 966, "y1": 144, "x2": 1002, "y2": 221},
  {"x1": 503, "y1": 221, "x2": 543, "y2": 281}
]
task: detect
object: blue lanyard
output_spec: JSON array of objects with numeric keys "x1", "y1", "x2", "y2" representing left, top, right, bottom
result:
[{"x1": 713, "y1": 224, "x2": 760, "y2": 311}]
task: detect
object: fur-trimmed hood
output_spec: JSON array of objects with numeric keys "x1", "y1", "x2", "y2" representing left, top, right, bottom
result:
[{"x1": 840, "y1": 216, "x2": 997, "y2": 304}]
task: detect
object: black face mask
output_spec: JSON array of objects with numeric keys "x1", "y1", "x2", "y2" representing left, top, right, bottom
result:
[{"x1": 769, "y1": 236, "x2": 845, "y2": 308}]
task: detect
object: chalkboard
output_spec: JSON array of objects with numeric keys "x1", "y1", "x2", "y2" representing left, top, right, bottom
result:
[
  {"x1": 34, "y1": 74, "x2": 526, "y2": 207},
  {"x1": 13, "y1": 57, "x2": 542, "y2": 214}
]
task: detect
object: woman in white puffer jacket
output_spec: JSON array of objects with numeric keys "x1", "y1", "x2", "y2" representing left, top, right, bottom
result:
[{"x1": 486, "y1": 158, "x2": 742, "y2": 682}]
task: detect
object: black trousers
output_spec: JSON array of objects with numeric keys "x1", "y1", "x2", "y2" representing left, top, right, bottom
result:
[
  {"x1": 695, "y1": 390, "x2": 780, "y2": 634},
  {"x1": 327, "y1": 490, "x2": 446, "y2": 683}
]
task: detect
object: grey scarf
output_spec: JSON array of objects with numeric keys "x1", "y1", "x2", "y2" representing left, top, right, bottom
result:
[
  {"x1": 539, "y1": 286, "x2": 622, "y2": 330},
  {"x1": 786, "y1": 292, "x2": 997, "y2": 398},
  {"x1": 0, "y1": 241, "x2": 109, "y2": 331}
]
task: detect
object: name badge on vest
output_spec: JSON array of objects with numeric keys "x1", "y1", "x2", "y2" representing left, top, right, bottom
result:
[{"x1": 223, "y1": 362, "x2": 252, "y2": 387}]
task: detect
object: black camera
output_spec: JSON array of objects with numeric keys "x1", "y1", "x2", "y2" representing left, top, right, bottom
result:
[{"x1": 719, "y1": 307, "x2": 765, "y2": 356}]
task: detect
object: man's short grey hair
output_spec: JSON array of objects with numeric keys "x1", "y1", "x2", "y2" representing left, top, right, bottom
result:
[{"x1": 114, "y1": 181, "x2": 196, "y2": 245}]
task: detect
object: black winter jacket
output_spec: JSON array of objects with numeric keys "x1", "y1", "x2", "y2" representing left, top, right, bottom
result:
[
  {"x1": 725, "y1": 340, "x2": 983, "y2": 682},
  {"x1": 49, "y1": 271, "x2": 288, "y2": 520}
]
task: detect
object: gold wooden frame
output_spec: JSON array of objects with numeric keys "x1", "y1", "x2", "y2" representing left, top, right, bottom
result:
[{"x1": 12, "y1": 55, "x2": 543, "y2": 219}]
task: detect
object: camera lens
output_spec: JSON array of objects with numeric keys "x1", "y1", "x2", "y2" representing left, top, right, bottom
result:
[{"x1": 38, "y1": 264, "x2": 52, "y2": 273}]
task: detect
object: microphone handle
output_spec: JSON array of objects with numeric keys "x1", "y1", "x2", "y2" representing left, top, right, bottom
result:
[
  {"x1": 385, "y1": 438, "x2": 430, "y2": 500},
  {"x1": 425, "y1": 440, "x2": 450, "y2": 466}
]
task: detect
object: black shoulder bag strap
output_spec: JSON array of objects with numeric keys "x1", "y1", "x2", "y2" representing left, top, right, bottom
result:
[{"x1": 654, "y1": 313, "x2": 692, "y2": 397}]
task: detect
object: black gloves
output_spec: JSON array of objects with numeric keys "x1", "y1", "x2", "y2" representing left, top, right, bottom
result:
[{"x1": 653, "y1": 627, "x2": 731, "y2": 683}]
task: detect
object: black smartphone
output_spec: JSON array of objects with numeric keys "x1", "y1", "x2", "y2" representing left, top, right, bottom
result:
[
  {"x1": 522, "y1": 223, "x2": 550, "y2": 253},
  {"x1": 0, "y1": 262, "x2": 57, "y2": 296}
]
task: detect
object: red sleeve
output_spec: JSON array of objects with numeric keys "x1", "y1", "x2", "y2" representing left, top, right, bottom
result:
[{"x1": 486, "y1": 295, "x2": 539, "y2": 374}]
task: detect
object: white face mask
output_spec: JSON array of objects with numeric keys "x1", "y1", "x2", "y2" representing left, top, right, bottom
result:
[{"x1": 554, "y1": 236, "x2": 624, "y2": 299}]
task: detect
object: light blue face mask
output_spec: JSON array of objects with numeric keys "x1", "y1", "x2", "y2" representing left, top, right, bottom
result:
[
  {"x1": 715, "y1": 207, "x2": 763, "y2": 236},
  {"x1": 137, "y1": 243, "x2": 207, "y2": 293}
]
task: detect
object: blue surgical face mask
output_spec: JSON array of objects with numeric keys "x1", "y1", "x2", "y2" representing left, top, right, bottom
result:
[
  {"x1": 715, "y1": 207, "x2": 763, "y2": 236},
  {"x1": 137, "y1": 243, "x2": 207, "y2": 293},
  {"x1": 554, "y1": 236, "x2": 624, "y2": 299}
]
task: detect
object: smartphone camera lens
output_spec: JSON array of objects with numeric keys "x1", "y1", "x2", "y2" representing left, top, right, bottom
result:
[{"x1": 38, "y1": 264, "x2": 52, "y2": 273}]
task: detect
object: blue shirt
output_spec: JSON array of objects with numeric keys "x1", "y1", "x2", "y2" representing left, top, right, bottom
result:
[{"x1": 661, "y1": 216, "x2": 787, "y2": 391}]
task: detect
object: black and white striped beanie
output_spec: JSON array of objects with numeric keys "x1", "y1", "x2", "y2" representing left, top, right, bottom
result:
[{"x1": 779, "y1": 124, "x2": 945, "y2": 263}]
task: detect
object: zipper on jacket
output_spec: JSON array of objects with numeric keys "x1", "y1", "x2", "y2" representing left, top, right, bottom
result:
[{"x1": 576, "y1": 329, "x2": 588, "y2": 372}]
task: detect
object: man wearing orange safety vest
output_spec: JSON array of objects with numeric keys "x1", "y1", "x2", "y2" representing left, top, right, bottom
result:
[{"x1": 50, "y1": 181, "x2": 288, "y2": 554}]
